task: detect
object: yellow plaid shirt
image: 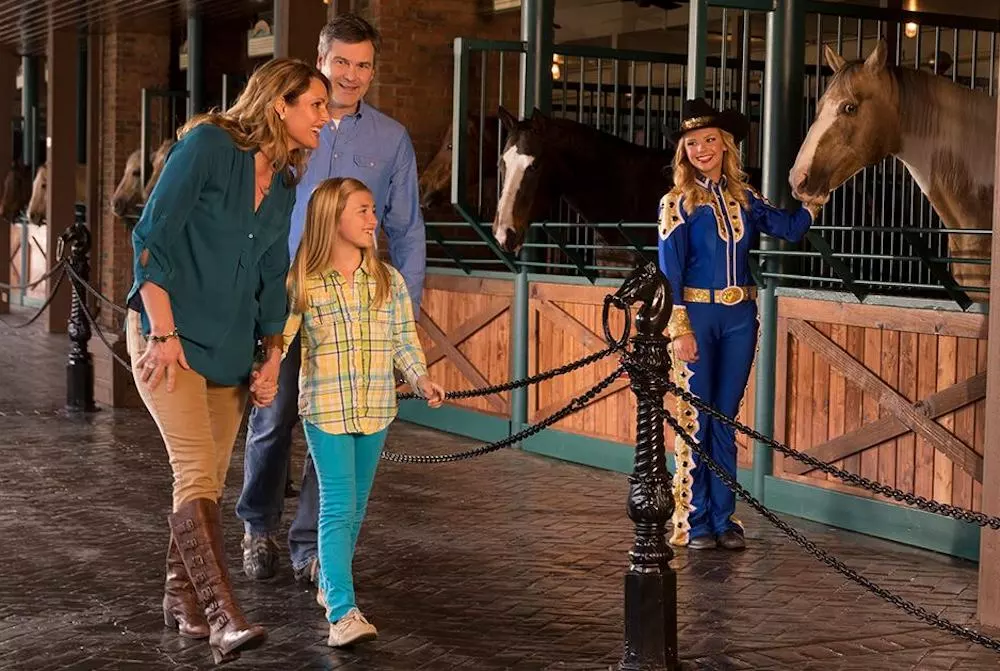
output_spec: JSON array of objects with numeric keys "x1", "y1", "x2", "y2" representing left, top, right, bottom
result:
[{"x1": 283, "y1": 263, "x2": 427, "y2": 435}]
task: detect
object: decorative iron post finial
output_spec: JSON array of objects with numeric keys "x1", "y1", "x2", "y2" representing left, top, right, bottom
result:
[{"x1": 604, "y1": 262, "x2": 678, "y2": 671}]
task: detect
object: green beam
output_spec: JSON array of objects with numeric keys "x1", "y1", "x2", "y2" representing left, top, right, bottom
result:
[
  {"x1": 754, "y1": 0, "x2": 805, "y2": 498},
  {"x1": 686, "y1": 0, "x2": 709, "y2": 99}
]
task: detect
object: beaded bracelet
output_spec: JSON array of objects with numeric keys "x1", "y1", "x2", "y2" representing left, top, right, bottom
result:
[{"x1": 148, "y1": 329, "x2": 179, "y2": 343}]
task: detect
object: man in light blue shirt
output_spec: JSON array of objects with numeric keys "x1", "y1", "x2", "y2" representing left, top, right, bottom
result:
[{"x1": 236, "y1": 14, "x2": 426, "y2": 583}]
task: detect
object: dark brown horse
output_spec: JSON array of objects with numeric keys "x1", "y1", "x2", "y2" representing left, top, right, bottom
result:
[
  {"x1": 492, "y1": 106, "x2": 674, "y2": 259},
  {"x1": 419, "y1": 113, "x2": 501, "y2": 220}
]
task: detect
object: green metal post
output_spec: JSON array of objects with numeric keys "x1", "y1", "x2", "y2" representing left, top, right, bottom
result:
[
  {"x1": 686, "y1": 0, "x2": 708, "y2": 99},
  {"x1": 187, "y1": 13, "x2": 204, "y2": 118},
  {"x1": 753, "y1": 0, "x2": 805, "y2": 499}
]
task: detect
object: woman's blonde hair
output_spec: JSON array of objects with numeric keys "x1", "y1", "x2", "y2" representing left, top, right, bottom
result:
[
  {"x1": 178, "y1": 57, "x2": 330, "y2": 187},
  {"x1": 287, "y1": 177, "x2": 392, "y2": 314},
  {"x1": 671, "y1": 128, "x2": 751, "y2": 215}
]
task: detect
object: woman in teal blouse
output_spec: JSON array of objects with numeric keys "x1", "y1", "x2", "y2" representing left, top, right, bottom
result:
[{"x1": 124, "y1": 58, "x2": 330, "y2": 665}]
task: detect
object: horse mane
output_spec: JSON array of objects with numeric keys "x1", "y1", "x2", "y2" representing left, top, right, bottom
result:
[
  {"x1": 828, "y1": 61, "x2": 995, "y2": 141},
  {"x1": 542, "y1": 115, "x2": 674, "y2": 159}
]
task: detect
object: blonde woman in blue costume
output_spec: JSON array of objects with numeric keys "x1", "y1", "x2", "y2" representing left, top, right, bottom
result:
[
  {"x1": 283, "y1": 176, "x2": 445, "y2": 646},
  {"x1": 658, "y1": 98, "x2": 822, "y2": 551}
]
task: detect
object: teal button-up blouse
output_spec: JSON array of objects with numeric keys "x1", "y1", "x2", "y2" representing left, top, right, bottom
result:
[{"x1": 127, "y1": 123, "x2": 295, "y2": 387}]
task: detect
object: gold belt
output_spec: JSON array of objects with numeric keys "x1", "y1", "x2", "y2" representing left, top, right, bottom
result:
[{"x1": 683, "y1": 285, "x2": 758, "y2": 306}]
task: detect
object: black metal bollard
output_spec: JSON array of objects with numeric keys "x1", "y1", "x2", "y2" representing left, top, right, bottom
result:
[
  {"x1": 63, "y1": 218, "x2": 97, "y2": 413},
  {"x1": 604, "y1": 262, "x2": 678, "y2": 671}
]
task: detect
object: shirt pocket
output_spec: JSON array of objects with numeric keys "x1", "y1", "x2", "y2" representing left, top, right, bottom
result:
[{"x1": 353, "y1": 154, "x2": 380, "y2": 171}]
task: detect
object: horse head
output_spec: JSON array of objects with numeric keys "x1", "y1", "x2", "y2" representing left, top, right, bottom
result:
[
  {"x1": 26, "y1": 163, "x2": 47, "y2": 225},
  {"x1": 0, "y1": 160, "x2": 32, "y2": 224},
  {"x1": 790, "y1": 39, "x2": 899, "y2": 207},
  {"x1": 607, "y1": 261, "x2": 673, "y2": 337},
  {"x1": 419, "y1": 114, "x2": 499, "y2": 216},
  {"x1": 112, "y1": 139, "x2": 174, "y2": 218},
  {"x1": 492, "y1": 106, "x2": 564, "y2": 254}
]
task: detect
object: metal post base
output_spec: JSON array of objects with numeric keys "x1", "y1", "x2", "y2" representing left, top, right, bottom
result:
[
  {"x1": 66, "y1": 355, "x2": 96, "y2": 413},
  {"x1": 614, "y1": 569, "x2": 678, "y2": 671}
]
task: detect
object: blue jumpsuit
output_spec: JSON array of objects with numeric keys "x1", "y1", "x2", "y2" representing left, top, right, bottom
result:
[{"x1": 657, "y1": 175, "x2": 814, "y2": 545}]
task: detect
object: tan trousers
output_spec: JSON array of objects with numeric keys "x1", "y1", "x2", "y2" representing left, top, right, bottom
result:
[{"x1": 127, "y1": 310, "x2": 248, "y2": 511}]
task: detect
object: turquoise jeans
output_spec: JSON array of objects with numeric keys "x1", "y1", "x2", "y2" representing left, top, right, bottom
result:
[{"x1": 303, "y1": 420, "x2": 388, "y2": 623}]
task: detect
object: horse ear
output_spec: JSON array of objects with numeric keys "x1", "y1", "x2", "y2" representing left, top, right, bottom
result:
[
  {"x1": 823, "y1": 43, "x2": 847, "y2": 73},
  {"x1": 864, "y1": 39, "x2": 888, "y2": 73},
  {"x1": 498, "y1": 106, "x2": 517, "y2": 131}
]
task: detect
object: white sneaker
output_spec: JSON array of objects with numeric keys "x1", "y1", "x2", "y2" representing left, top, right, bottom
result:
[{"x1": 327, "y1": 608, "x2": 378, "y2": 647}]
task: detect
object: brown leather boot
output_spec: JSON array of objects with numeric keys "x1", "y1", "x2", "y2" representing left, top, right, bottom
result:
[
  {"x1": 168, "y1": 498, "x2": 267, "y2": 664},
  {"x1": 163, "y1": 532, "x2": 210, "y2": 639}
]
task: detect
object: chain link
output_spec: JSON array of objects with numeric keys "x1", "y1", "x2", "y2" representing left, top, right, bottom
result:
[
  {"x1": 64, "y1": 264, "x2": 128, "y2": 316},
  {"x1": 661, "y1": 405, "x2": 1000, "y2": 653},
  {"x1": 397, "y1": 344, "x2": 621, "y2": 402},
  {"x1": 381, "y1": 366, "x2": 624, "y2": 463},
  {"x1": 620, "y1": 355, "x2": 1000, "y2": 531}
]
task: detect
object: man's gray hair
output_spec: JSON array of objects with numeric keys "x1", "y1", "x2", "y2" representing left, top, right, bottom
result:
[{"x1": 317, "y1": 13, "x2": 381, "y2": 62}]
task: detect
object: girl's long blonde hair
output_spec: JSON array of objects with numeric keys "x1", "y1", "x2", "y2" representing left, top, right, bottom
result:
[
  {"x1": 671, "y1": 129, "x2": 751, "y2": 215},
  {"x1": 287, "y1": 177, "x2": 392, "y2": 314},
  {"x1": 178, "y1": 58, "x2": 330, "y2": 187}
]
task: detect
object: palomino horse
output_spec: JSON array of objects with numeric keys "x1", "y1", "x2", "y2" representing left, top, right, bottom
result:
[
  {"x1": 111, "y1": 139, "x2": 175, "y2": 218},
  {"x1": 419, "y1": 113, "x2": 500, "y2": 219},
  {"x1": 790, "y1": 39, "x2": 996, "y2": 298},
  {"x1": 492, "y1": 106, "x2": 674, "y2": 259},
  {"x1": 27, "y1": 163, "x2": 88, "y2": 225}
]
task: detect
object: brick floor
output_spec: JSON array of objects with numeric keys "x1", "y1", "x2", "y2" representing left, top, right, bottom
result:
[{"x1": 3, "y1": 308, "x2": 1000, "y2": 670}]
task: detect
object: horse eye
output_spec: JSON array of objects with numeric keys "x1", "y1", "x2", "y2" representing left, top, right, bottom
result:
[{"x1": 842, "y1": 102, "x2": 858, "y2": 115}]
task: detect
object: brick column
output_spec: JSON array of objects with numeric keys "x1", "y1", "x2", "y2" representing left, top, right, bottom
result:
[
  {"x1": 343, "y1": 2, "x2": 520, "y2": 169},
  {"x1": 0, "y1": 51, "x2": 16, "y2": 315},
  {"x1": 94, "y1": 30, "x2": 170, "y2": 408}
]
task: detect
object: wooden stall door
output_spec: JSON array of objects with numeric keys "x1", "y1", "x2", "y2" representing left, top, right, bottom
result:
[{"x1": 774, "y1": 297, "x2": 986, "y2": 513}]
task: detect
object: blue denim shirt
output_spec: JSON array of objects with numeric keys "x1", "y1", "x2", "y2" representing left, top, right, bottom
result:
[{"x1": 289, "y1": 101, "x2": 426, "y2": 312}]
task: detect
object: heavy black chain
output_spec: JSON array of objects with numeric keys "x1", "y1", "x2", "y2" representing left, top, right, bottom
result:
[
  {"x1": 661, "y1": 405, "x2": 1000, "y2": 653},
  {"x1": 382, "y1": 366, "x2": 624, "y2": 464},
  {"x1": 397, "y1": 344, "x2": 620, "y2": 401},
  {"x1": 619, "y1": 354, "x2": 1000, "y2": 531},
  {"x1": 662, "y1": 375, "x2": 1000, "y2": 531}
]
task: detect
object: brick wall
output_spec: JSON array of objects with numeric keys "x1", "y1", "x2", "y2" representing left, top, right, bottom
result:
[
  {"x1": 94, "y1": 29, "x2": 171, "y2": 408},
  {"x1": 354, "y1": 2, "x2": 520, "y2": 171}
]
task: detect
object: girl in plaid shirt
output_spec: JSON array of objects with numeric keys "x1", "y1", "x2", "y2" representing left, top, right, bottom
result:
[{"x1": 284, "y1": 176, "x2": 445, "y2": 647}]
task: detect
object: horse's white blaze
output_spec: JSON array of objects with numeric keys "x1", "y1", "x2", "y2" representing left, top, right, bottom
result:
[
  {"x1": 790, "y1": 104, "x2": 838, "y2": 192},
  {"x1": 495, "y1": 145, "x2": 535, "y2": 245}
]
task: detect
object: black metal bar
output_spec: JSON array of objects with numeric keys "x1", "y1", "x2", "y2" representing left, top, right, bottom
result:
[
  {"x1": 901, "y1": 232, "x2": 972, "y2": 310},
  {"x1": 62, "y1": 219, "x2": 97, "y2": 413},
  {"x1": 804, "y1": 230, "x2": 867, "y2": 301},
  {"x1": 425, "y1": 225, "x2": 473, "y2": 275},
  {"x1": 540, "y1": 221, "x2": 597, "y2": 283}
]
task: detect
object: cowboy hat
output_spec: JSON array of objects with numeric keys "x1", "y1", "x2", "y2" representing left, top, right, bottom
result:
[{"x1": 670, "y1": 97, "x2": 750, "y2": 145}]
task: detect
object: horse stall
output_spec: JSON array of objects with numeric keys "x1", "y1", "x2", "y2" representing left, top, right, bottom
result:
[{"x1": 403, "y1": 0, "x2": 997, "y2": 565}]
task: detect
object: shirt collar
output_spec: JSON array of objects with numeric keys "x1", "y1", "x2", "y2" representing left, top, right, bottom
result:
[
  {"x1": 327, "y1": 100, "x2": 367, "y2": 129},
  {"x1": 695, "y1": 173, "x2": 727, "y2": 190}
]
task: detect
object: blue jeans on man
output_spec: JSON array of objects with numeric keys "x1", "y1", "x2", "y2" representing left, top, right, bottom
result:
[{"x1": 236, "y1": 333, "x2": 320, "y2": 578}]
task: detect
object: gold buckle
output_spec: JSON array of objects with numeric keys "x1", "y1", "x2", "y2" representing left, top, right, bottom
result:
[{"x1": 717, "y1": 286, "x2": 745, "y2": 306}]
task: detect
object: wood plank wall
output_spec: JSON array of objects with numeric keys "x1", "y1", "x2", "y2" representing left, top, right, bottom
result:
[{"x1": 775, "y1": 296, "x2": 987, "y2": 510}]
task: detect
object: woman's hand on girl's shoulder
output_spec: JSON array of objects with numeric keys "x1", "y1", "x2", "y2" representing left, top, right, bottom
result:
[{"x1": 416, "y1": 376, "x2": 446, "y2": 408}]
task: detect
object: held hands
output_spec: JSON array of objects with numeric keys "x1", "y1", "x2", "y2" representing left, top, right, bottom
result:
[
  {"x1": 135, "y1": 335, "x2": 190, "y2": 392},
  {"x1": 416, "y1": 375, "x2": 446, "y2": 408},
  {"x1": 249, "y1": 354, "x2": 281, "y2": 408},
  {"x1": 672, "y1": 333, "x2": 699, "y2": 363}
]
